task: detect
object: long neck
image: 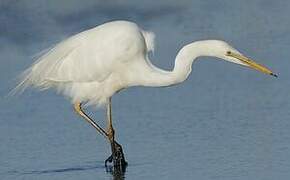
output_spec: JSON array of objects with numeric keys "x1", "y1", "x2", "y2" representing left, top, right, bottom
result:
[{"x1": 139, "y1": 40, "x2": 210, "y2": 87}]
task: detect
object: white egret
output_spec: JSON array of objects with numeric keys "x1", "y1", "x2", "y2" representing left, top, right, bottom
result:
[{"x1": 15, "y1": 20, "x2": 277, "y2": 170}]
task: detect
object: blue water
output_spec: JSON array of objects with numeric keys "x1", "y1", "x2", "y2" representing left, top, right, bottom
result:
[{"x1": 1, "y1": 0, "x2": 290, "y2": 179}]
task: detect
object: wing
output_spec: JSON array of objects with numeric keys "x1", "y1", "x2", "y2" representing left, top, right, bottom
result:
[
  {"x1": 43, "y1": 21, "x2": 154, "y2": 84},
  {"x1": 16, "y1": 21, "x2": 150, "y2": 93}
]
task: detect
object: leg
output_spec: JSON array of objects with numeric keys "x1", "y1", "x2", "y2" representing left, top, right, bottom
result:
[
  {"x1": 74, "y1": 102, "x2": 108, "y2": 137},
  {"x1": 74, "y1": 101, "x2": 127, "y2": 172},
  {"x1": 105, "y1": 98, "x2": 127, "y2": 171}
]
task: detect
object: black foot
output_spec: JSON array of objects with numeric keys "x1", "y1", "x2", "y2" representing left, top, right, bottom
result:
[{"x1": 105, "y1": 141, "x2": 127, "y2": 173}]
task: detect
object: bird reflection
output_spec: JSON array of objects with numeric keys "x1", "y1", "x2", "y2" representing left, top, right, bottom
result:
[{"x1": 106, "y1": 164, "x2": 127, "y2": 180}]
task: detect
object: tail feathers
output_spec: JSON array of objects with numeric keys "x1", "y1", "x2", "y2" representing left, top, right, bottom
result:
[
  {"x1": 9, "y1": 67, "x2": 55, "y2": 96},
  {"x1": 9, "y1": 45, "x2": 57, "y2": 96},
  {"x1": 9, "y1": 68, "x2": 33, "y2": 96},
  {"x1": 9, "y1": 62, "x2": 53, "y2": 96},
  {"x1": 9, "y1": 42, "x2": 71, "y2": 96}
]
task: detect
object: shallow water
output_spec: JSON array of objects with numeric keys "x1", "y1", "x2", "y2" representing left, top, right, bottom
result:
[{"x1": 1, "y1": 0, "x2": 290, "y2": 180}]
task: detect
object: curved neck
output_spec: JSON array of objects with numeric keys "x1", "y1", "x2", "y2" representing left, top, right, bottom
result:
[
  {"x1": 172, "y1": 41, "x2": 204, "y2": 83},
  {"x1": 138, "y1": 40, "x2": 211, "y2": 87}
]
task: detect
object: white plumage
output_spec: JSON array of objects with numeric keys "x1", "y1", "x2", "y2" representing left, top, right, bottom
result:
[
  {"x1": 16, "y1": 21, "x2": 154, "y2": 106},
  {"x1": 15, "y1": 20, "x2": 276, "y2": 107}
]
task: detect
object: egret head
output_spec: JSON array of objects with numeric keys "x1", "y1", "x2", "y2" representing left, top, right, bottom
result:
[{"x1": 207, "y1": 40, "x2": 277, "y2": 77}]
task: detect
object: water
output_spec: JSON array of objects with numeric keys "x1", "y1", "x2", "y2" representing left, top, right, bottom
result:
[{"x1": 1, "y1": 0, "x2": 290, "y2": 179}]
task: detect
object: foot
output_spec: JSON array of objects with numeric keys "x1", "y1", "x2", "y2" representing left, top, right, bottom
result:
[{"x1": 105, "y1": 141, "x2": 127, "y2": 172}]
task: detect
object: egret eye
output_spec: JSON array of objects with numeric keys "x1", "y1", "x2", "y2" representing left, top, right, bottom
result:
[{"x1": 226, "y1": 51, "x2": 231, "y2": 55}]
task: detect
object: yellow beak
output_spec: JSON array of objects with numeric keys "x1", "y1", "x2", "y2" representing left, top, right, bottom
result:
[{"x1": 226, "y1": 51, "x2": 277, "y2": 77}]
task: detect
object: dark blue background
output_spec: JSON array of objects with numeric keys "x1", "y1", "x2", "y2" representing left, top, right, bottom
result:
[{"x1": 1, "y1": 1, "x2": 289, "y2": 179}]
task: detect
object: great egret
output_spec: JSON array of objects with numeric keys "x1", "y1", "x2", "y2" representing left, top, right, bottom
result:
[{"x1": 15, "y1": 20, "x2": 277, "y2": 170}]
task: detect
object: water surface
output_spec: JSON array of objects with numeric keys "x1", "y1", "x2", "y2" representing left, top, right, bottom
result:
[{"x1": 1, "y1": 0, "x2": 290, "y2": 179}]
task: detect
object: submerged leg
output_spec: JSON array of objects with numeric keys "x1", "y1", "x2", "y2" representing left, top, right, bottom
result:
[{"x1": 105, "y1": 98, "x2": 127, "y2": 171}]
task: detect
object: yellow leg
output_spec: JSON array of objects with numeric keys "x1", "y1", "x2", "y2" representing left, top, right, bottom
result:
[
  {"x1": 74, "y1": 102, "x2": 108, "y2": 137},
  {"x1": 74, "y1": 100, "x2": 127, "y2": 169}
]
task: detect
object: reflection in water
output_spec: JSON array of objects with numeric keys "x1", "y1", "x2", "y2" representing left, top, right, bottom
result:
[
  {"x1": 4, "y1": 161, "x2": 127, "y2": 180},
  {"x1": 106, "y1": 164, "x2": 127, "y2": 180},
  {"x1": 5, "y1": 162, "x2": 103, "y2": 175}
]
